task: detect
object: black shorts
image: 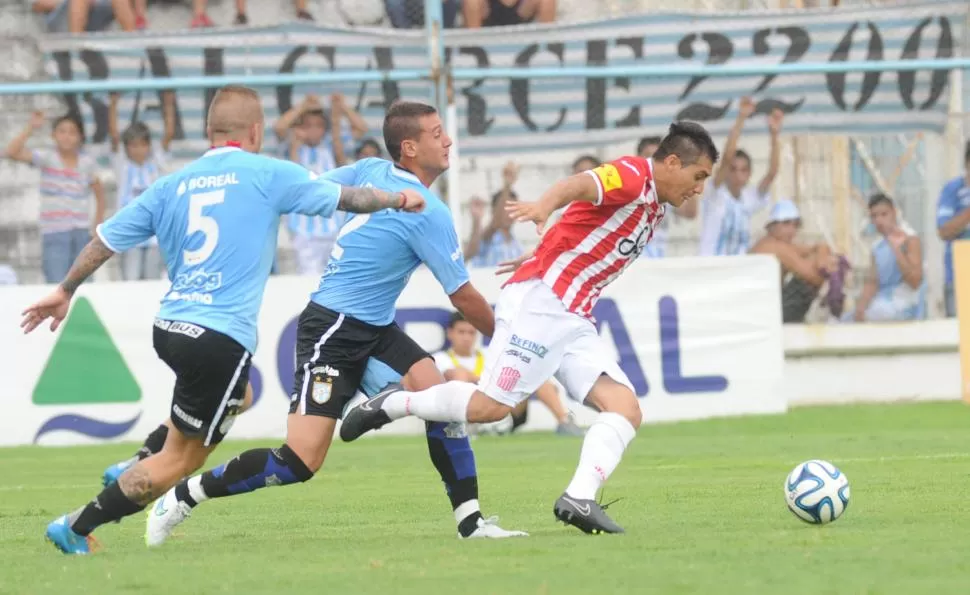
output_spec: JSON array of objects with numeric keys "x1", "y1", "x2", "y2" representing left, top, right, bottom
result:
[
  {"x1": 289, "y1": 302, "x2": 430, "y2": 419},
  {"x1": 153, "y1": 319, "x2": 252, "y2": 446}
]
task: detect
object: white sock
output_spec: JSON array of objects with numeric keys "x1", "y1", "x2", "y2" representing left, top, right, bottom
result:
[
  {"x1": 380, "y1": 381, "x2": 475, "y2": 422},
  {"x1": 453, "y1": 499, "x2": 480, "y2": 525},
  {"x1": 185, "y1": 475, "x2": 209, "y2": 504},
  {"x1": 564, "y1": 412, "x2": 637, "y2": 501}
]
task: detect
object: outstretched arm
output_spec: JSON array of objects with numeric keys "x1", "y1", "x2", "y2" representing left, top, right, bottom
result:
[
  {"x1": 21, "y1": 237, "x2": 114, "y2": 334},
  {"x1": 61, "y1": 237, "x2": 114, "y2": 294},
  {"x1": 338, "y1": 186, "x2": 424, "y2": 213},
  {"x1": 449, "y1": 282, "x2": 495, "y2": 338}
]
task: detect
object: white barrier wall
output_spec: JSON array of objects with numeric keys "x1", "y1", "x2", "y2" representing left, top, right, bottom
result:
[{"x1": 0, "y1": 255, "x2": 786, "y2": 446}]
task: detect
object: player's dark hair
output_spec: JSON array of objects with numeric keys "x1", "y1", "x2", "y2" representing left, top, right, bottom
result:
[
  {"x1": 636, "y1": 136, "x2": 662, "y2": 156},
  {"x1": 964, "y1": 140, "x2": 970, "y2": 165},
  {"x1": 52, "y1": 113, "x2": 85, "y2": 143},
  {"x1": 572, "y1": 154, "x2": 600, "y2": 172},
  {"x1": 122, "y1": 121, "x2": 152, "y2": 147},
  {"x1": 868, "y1": 192, "x2": 895, "y2": 209},
  {"x1": 653, "y1": 121, "x2": 718, "y2": 167},
  {"x1": 734, "y1": 149, "x2": 752, "y2": 167},
  {"x1": 447, "y1": 311, "x2": 467, "y2": 328},
  {"x1": 383, "y1": 101, "x2": 438, "y2": 163}
]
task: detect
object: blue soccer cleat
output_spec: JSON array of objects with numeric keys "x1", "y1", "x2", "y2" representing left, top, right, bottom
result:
[
  {"x1": 45, "y1": 515, "x2": 99, "y2": 555},
  {"x1": 102, "y1": 459, "x2": 135, "y2": 487}
]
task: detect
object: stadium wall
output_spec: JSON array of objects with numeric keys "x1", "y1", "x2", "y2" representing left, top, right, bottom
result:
[
  {"x1": 1, "y1": 255, "x2": 788, "y2": 446},
  {"x1": 0, "y1": 255, "x2": 962, "y2": 447}
]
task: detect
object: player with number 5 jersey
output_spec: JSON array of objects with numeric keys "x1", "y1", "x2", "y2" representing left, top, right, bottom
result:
[
  {"x1": 23, "y1": 86, "x2": 425, "y2": 555},
  {"x1": 340, "y1": 121, "x2": 721, "y2": 535}
]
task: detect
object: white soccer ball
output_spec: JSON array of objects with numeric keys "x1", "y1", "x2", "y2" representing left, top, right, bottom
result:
[{"x1": 784, "y1": 460, "x2": 850, "y2": 525}]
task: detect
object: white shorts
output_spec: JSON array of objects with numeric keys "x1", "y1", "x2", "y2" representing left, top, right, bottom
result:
[{"x1": 478, "y1": 279, "x2": 634, "y2": 408}]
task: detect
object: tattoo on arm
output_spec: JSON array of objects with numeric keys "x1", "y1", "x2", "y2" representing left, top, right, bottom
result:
[
  {"x1": 338, "y1": 186, "x2": 401, "y2": 213},
  {"x1": 118, "y1": 463, "x2": 156, "y2": 506},
  {"x1": 59, "y1": 237, "x2": 114, "y2": 295}
]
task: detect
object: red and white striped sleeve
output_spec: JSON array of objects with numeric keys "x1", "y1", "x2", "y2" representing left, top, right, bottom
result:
[{"x1": 583, "y1": 157, "x2": 646, "y2": 207}]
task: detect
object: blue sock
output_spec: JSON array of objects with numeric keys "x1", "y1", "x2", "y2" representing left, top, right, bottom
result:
[{"x1": 178, "y1": 445, "x2": 313, "y2": 505}]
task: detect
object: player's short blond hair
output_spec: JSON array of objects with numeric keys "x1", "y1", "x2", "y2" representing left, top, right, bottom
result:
[{"x1": 206, "y1": 85, "x2": 264, "y2": 140}]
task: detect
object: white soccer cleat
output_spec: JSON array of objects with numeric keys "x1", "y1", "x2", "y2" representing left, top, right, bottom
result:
[
  {"x1": 460, "y1": 516, "x2": 529, "y2": 539},
  {"x1": 145, "y1": 488, "x2": 192, "y2": 547}
]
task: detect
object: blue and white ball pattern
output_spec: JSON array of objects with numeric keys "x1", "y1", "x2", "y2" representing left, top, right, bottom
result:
[{"x1": 785, "y1": 460, "x2": 850, "y2": 524}]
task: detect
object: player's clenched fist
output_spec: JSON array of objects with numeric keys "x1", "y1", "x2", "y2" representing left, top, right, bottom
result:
[{"x1": 398, "y1": 189, "x2": 426, "y2": 213}]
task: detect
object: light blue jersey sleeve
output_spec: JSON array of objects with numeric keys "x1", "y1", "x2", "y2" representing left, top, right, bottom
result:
[
  {"x1": 319, "y1": 162, "x2": 361, "y2": 186},
  {"x1": 409, "y1": 206, "x2": 469, "y2": 296},
  {"x1": 936, "y1": 178, "x2": 962, "y2": 228},
  {"x1": 96, "y1": 180, "x2": 165, "y2": 253},
  {"x1": 273, "y1": 159, "x2": 341, "y2": 217}
]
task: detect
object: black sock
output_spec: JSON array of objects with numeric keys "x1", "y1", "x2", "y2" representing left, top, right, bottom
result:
[
  {"x1": 457, "y1": 509, "x2": 484, "y2": 537},
  {"x1": 69, "y1": 482, "x2": 146, "y2": 536},
  {"x1": 136, "y1": 424, "x2": 169, "y2": 460},
  {"x1": 195, "y1": 445, "x2": 313, "y2": 501},
  {"x1": 174, "y1": 480, "x2": 197, "y2": 507}
]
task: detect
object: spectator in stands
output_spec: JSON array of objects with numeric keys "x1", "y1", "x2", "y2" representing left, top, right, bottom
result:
[
  {"x1": 683, "y1": 98, "x2": 782, "y2": 256},
  {"x1": 191, "y1": 0, "x2": 313, "y2": 27},
  {"x1": 355, "y1": 138, "x2": 384, "y2": 160},
  {"x1": 464, "y1": 161, "x2": 524, "y2": 267},
  {"x1": 30, "y1": 0, "x2": 137, "y2": 33},
  {"x1": 274, "y1": 94, "x2": 364, "y2": 276},
  {"x1": 462, "y1": 0, "x2": 556, "y2": 28},
  {"x1": 132, "y1": 0, "x2": 145, "y2": 28},
  {"x1": 637, "y1": 136, "x2": 661, "y2": 160},
  {"x1": 107, "y1": 91, "x2": 175, "y2": 280},
  {"x1": 850, "y1": 194, "x2": 924, "y2": 322},
  {"x1": 935, "y1": 142, "x2": 970, "y2": 318},
  {"x1": 4, "y1": 111, "x2": 105, "y2": 284},
  {"x1": 385, "y1": 0, "x2": 459, "y2": 29},
  {"x1": 434, "y1": 311, "x2": 584, "y2": 436},
  {"x1": 571, "y1": 154, "x2": 599, "y2": 175},
  {"x1": 750, "y1": 200, "x2": 845, "y2": 323}
]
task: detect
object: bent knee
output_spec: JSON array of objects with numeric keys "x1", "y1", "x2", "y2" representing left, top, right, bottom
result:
[
  {"x1": 586, "y1": 378, "x2": 641, "y2": 429},
  {"x1": 467, "y1": 392, "x2": 512, "y2": 423},
  {"x1": 284, "y1": 440, "x2": 325, "y2": 475}
]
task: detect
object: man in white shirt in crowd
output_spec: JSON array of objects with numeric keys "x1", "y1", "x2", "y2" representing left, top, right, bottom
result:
[
  {"x1": 433, "y1": 311, "x2": 584, "y2": 436},
  {"x1": 682, "y1": 97, "x2": 783, "y2": 256}
]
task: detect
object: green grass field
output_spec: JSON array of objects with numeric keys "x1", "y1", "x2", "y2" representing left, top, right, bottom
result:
[{"x1": 2, "y1": 401, "x2": 970, "y2": 594}]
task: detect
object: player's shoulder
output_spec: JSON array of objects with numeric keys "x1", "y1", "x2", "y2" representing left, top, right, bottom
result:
[
  {"x1": 415, "y1": 192, "x2": 452, "y2": 225},
  {"x1": 607, "y1": 155, "x2": 649, "y2": 177},
  {"x1": 355, "y1": 157, "x2": 387, "y2": 172}
]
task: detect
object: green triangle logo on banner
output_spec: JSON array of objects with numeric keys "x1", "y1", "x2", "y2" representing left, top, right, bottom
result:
[{"x1": 32, "y1": 296, "x2": 141, "y2": 405}]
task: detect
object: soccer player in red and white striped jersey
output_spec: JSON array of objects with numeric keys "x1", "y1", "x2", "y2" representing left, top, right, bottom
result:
[{"x1": 341, "y1": 121, "x2": 719, "y2": 535}]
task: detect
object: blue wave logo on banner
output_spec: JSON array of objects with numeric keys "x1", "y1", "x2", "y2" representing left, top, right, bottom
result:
[{"x1": 33, "y1": 412, "x2": 142, "y2": 444}]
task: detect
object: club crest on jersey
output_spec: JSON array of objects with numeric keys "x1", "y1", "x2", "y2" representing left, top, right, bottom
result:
[
  {"x1": 592, "y1": 164, "x2": 623, "y2": 192},
  {"x1": 312, "y1": 375, "x2": 333, "y2": 404}
]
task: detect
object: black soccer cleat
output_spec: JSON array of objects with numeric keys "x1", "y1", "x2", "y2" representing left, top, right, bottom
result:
[
  {"x1": 339, "y1": 383, "x2": 400, "y2": 442},
  {"x1": 553, "y1": 493, "x2": 625, "y2": 535}
]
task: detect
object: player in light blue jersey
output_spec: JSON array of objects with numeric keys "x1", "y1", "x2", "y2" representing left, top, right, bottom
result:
[
  {"x1": 21, "y1": 86, "x2": 425, "y2": 555},
  {"x1": 150, "y1": 101, "x2": 526, "y2": 544}
]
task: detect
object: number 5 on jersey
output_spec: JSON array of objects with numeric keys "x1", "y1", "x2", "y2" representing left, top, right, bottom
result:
[{"x1": 184, "y1": 190, "x2": 226, "y2": 266}]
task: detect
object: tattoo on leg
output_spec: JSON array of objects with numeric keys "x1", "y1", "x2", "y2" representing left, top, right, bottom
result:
[{"x1": 118, "y1": 465, "x2": 156, "y2": 506}]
